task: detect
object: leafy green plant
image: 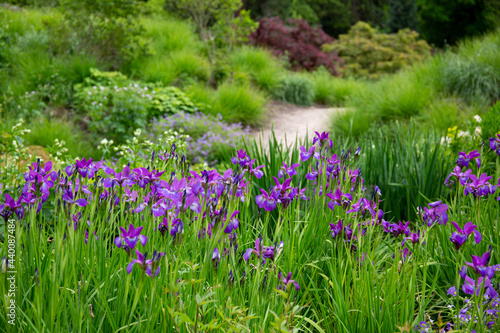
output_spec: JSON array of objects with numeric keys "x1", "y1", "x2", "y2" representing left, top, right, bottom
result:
[
  {"x1": 324, "y1": 21, "x2": 431, "y2": 80},
  {"x1": 164, "y1": 0, "x2": 257, "y2": 65},
  {"x1": 273, "y1": 75, "x2": 315, "y2": 106},
  {"x1": 74, "y1": 68, "x2": 202, "y2": 142},
  {"x1": 60, "y1": 0, "x2": 150, "y2": 69}
]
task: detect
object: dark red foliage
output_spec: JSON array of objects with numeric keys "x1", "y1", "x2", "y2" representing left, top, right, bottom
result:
[{"x1": 249, "y1": 17, "x2": 343, "y2": 75}]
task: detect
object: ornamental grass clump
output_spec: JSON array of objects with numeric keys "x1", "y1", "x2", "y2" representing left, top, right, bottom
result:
[{"x1": 0, "y1": 127, "x2": 499, "y2": 332}]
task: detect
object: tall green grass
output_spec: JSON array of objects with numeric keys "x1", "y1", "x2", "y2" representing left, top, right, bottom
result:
[
  {"x1": 26, "y1": 118, "x2": 98, "y2": 158},
  {"x1": 358, "y1": 121, "x2": 454, "y2": 222},
  {"x1": 210, "y1": 83, "x2": 267, "y2": 126},
  {"x1": 127, "y1": 16, "x2": 210, "y2": 85},
  {"x1": 228, "y1": 46, "x2": 286, "y2": 92},
  {"x1": 310, "y1": 67, "x2": 365, "y2": 106}
]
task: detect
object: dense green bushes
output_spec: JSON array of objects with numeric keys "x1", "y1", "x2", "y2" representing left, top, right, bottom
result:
[
  {"x1": 74, "y1": 69, "x2": 202, "y2": 142},
  {"x1": 333, "y1": 30, "x2": 500, "y2": 137}
]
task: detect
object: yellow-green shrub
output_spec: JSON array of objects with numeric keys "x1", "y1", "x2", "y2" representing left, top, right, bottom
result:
[{"x1": 324, "y1": 21, "x2": 431, "y2": 80}]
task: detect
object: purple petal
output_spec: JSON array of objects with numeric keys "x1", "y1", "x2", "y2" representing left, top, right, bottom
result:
[
  {"x1": 114, "y1": 236, "x2": 123, "y2": 248},
  {"x1": 243, "y1": 248, "x2": 253, "y2": 261},
  {"x1": 139, "y1": 235, "x2": 147, "y2": 246},
  {"x1": 127, "y1": 261, "x2": 135, "y2": 274},
  {"x1": 74, "y1": 199, "x2": 88, "y2": 207}
]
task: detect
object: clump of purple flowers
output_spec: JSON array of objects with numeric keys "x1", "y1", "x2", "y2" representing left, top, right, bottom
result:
[
  {"x1": 445, "y1": 149, "x2": 498, "y2": 199},
  {"x1": 150, "y1": 112, "x2": 251, "y2": 166}
]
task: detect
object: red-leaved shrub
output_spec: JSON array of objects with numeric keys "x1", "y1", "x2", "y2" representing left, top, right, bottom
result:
[{"x1": 249, "y1": 17, "x2": 343, "y2": 75}]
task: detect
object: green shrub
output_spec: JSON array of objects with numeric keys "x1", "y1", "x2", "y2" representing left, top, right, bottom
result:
[
  {"x1": 482, "y1": 101, "x2": 500, "y2": 141},
  {"x1": 164, "y1": 0, "x2": 257, "y2": 64},
  {"x1": 60, "y1": 0, "x2": 150, "y2": 69},
  {"x1": 273, "y1": 75, "x2": 315, "y2": 106},
  {"x1": 325, "y1": 21, "x2": 431, "y2": 80},
  {"x1": 184, "y1": 83, "x2": 215, "y2": 107},
  {"x1": 150, "y1": 87, "x2": 202, "y2": 118},
  {"x1": 74, "y1": 69, "x2": 201, "y2": 142},
  {"x1": 140, "y1": 16, "x2": 203, "y2": 54},
  {"x1": 210, "y1": 83, "x2": 266, "y2": 126}
]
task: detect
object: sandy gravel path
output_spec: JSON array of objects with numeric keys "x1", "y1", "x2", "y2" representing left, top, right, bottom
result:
[{"x1": 253, "y1": 101, "x2": 344, "y2": 147}]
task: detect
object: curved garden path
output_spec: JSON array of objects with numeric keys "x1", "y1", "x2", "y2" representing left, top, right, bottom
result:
[{"x1": 253, "y1": 101, "x2": 344, "y2": 147}]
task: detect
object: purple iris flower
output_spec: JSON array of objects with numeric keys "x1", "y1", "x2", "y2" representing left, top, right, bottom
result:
[
  {"x1": 158, "y1": 217, "x2": 169, "y2": 237},
  {"x1": 255, "y1": 189, "x2": 277, "y2": 211},
  {"x1": 400, "y1": 247, "x2": 411, "y2": 262},
  {"x1": 223, "y1": 211, "x2": 239, "y2": 234},
  {"x1": 231, "y1": 149, "x2": 251, "y2": 167},
  {"x1": 261, "y1": 241, "x2": 283, "y2": 262},
  {"x1": 25, "y1": 161, "x2": 57, "y2": 191},
  {"x1": 243, "y1": 237, "x2": 262, "y2": 261},
  {"x1": 170, "y1": 218, "x2": 183, "y2": 239},
  {"x1": 464, "y1": 173, "x2": 495, "y2": 197},
  {"x1": 212, "y1": 247, "x2": 220, "y2": 267},
  {"x1": 404, "y1": 231, "x2": 420, "y2": 245},
  {"x1": 449, "y1": 221, "x2": 481, "y2": 251},
  {"x1": 326, "y1": 154, "x2": 340, "y2": 175},
  {"x1": 459, "y1": 270, "x2": 492, "y2": 297},
  {"x1": 326, "y1": 188, "x2": 352, "y2": 210},
  {"x1": 127, "y1": 250, "x2": 164, "y2": 277},
  {"x1": 62, "y1": 190, "x2": 88, "y2": 207},
  {"x1": 457, "y1": 150, "x2": 480, "y2": 169},
  {"x1": 445, "y1": 166, "x2": 472, "y2": 186},
  {"x1": 249, "y1": 162, "x2": 265, "y2": 179},
  {"x1": 103, "y1": 165, "x2": 135, "y2": 188},
  {"x1": 75, "y1": 158, "x2": 93, "y2": 178},
  {"x1": 114, "y1": 224, "x2": 147, "y2": 255},
  {"x1": 133, "y1": 193, "x2": 151, "y2": 213},
  {"x1": 278, "y1": 162, "x2": 300, "y2": 179},
  {"x1": 305, "y1": 166, "x2": 319, "y2": 181},
  {"x1": 346, "y1": 197, "x2": 367, "y2": 214},
  {"x1": 329, "y1": 220, "x2": 343, "y2": 239},
  {"x1": 422, "y1": 201, "x2": 448, "y2": 226},
  {"x1": 489, "y1": 134, "x2": 500, "y2": 156},
  {"x1": 465, "y1": 249, "x2": 498, "y2": 278},
  {"x1": 0, "y1": 193, "x2": 22, "y2": 221},
  {"x1": 387, "y1": 221, "x2": 410, "y2": 237},
  {"x1": 299, "y1": 146, "x2": 315, "y2": 161},
  {"x1": 133, "y1": 168, "x2": 165, "y2": 188},
  {"x1": 278, "y1": 272, "x2": 300, "y2": 291},
  {"x1": 313, "y1": 131, "x2": 333, "y2": 148}
]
